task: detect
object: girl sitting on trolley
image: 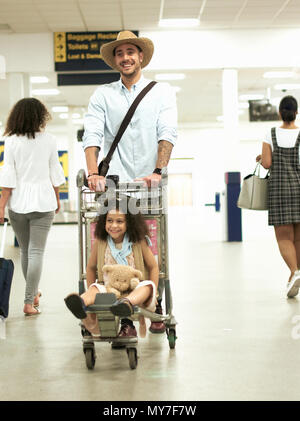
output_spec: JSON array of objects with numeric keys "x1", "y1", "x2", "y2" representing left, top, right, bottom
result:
[{"x1": 64, "y1": 194, "x2": 159, "y2": 339}]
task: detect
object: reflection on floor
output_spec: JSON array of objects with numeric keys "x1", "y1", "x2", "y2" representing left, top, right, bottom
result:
[{"x1": 1, "y1": 208, "x2": 300, "y2": 401}]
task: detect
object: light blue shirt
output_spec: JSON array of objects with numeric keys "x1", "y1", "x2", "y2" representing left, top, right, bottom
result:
[{"x1": 82, "y1": 75, "x2": 177, "y2": 181}]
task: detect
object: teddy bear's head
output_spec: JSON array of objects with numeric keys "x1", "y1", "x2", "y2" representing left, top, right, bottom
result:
[{"x1": 102, "y1": 264, "x2": 143, "y2": 292}]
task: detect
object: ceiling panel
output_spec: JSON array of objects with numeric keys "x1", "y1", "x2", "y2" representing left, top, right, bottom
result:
[
  {"x1": 163, "y1": 10, "x2": 200, "y2": 19},
  {"x1": 87, "y1": 23, "x2": 123, "y2": 31},
  {"x1": 163, "y1": 0, "x2": 201, "y2": 18},
  {"x1": 0, "y1": 0, "x2": 299, "y2": 33},
  {"x1": 36, "y1": 2, "x2": 86, "y2": 30},
  {"x1": 1, "y1": 0, "x2": 300, "y2": 128},
  {"x1": 122, "y1": 0, "x2": 161, "y2": 6},
  {"x1": 8, "y1": 23, "x2": 50, "y2": 32}
]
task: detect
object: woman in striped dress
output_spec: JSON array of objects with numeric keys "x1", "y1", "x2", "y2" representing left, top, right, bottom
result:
[{"x1": 258, "y1": 95, "x2": 300, "y2": 298}]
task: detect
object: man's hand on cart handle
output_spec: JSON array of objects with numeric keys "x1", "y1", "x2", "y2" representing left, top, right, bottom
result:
[
  {"x1": 135, "y1": 173, "x2": 161, "y2": 188},
  {"x1": 87, "y1": 174, "x2": 106, "y2": 192}
]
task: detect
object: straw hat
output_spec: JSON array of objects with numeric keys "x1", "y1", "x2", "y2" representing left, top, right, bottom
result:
[{"x1": 100, "y1": 31, "x2": 154, "y2": 70}]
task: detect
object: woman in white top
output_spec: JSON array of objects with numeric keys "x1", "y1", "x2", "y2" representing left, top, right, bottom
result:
[
  {"x1": 257, "y1": 95, "x2": 300, "y2": 298},
  {"x1": 0, "y1": 98, "x2": 65, "y2": 316}
]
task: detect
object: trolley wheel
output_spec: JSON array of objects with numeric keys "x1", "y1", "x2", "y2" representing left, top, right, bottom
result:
[
  {"x1": 84, "y1": 347, "x2": 96, "y2": 370},
  {"x1": 167, "y1": 328, "x2": 177, "y2": 349},
  {"x1": 81, "y1": 327, "x2": 91, "y2": 338},
  {"x1": 127, "y1": 347, "x2": 138, "y2": 370}
]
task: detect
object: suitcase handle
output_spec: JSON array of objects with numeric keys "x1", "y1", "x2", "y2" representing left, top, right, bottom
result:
[
  {"x1": 0, "y1": 218, "x2": 8, "y2": 225},
  {"x1": 0, "y1": 219, "x2": 8, "y2": 258}
]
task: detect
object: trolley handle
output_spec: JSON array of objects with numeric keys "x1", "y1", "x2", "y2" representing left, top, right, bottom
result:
[
  {"x1": 82, "y1": 173, "x2": 119, "y2": 189},
  {"x1": 81, "y1": 172, "x2": 166, "y2": 192},
  {"x1": 82, "y1": 174, "x2": 148, "y2": 191},
  {"x1": 0, "y1": 218, "x2": 8, "y2": 258}
]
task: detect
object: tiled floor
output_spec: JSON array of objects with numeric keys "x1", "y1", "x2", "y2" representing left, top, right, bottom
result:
[{"x1": 1, "y1": 209, "x2": 300, "y2": 401}]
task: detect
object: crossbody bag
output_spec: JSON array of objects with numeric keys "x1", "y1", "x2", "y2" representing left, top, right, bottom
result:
[{"x1": 98, "y1": 80, "x2": 157, "y2": 177}]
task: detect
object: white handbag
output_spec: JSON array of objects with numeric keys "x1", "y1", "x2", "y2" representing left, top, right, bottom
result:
[{"x1": 237, "y1": 162, "x2": 270, "y2": 211}]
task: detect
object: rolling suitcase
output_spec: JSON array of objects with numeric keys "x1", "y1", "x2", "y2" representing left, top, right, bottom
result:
[{"x1": 0, "y1": 218, "x2": 14, "y2": 318}]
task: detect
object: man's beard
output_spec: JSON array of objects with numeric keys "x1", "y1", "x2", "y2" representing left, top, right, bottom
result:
[{"x1": 119, "y1": 62, "x2": 141, "y2": 78}]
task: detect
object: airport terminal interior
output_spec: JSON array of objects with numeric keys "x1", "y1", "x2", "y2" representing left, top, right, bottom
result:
[{"x1": 1, "y1": 0, "x2": 300, "y2": 402}]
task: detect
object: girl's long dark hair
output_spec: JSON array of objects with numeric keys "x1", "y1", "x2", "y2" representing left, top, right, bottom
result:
[
  {"x1": 279, "y1": 95, "x2": 298, "y2": 123},
  {"x1": 4, "y1": 97, "x2": 51, "y2": 139},
  {"x1": 95, "y1": 195, "x2": 149, "y2": 243}
]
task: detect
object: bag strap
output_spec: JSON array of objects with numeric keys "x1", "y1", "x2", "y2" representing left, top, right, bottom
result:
[
  {"x1": 99, "y1": 81, "x2": 157, "y2": 173},
  {"x1": 271, "y1": 127, "x2": 277, "y2": 148},
  {"x1": 254, "y1": 160, "x2": 270, "y2": 178},
  {"x1": 294, "y1": 129, "x2": 300, "y2": 148}
]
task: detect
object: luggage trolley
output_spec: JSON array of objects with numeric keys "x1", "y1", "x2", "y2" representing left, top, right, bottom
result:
[{"x1": 76, "y1": 169, "x2": 177, "y2": 370}]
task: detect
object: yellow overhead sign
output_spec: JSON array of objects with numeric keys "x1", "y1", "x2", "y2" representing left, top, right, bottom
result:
[
  {"x1": 54, "y1": 32, "x2": 67, "y2": 63},
  {"x1": 54, "y1": 31, "x2": 138, "y2": 71}
]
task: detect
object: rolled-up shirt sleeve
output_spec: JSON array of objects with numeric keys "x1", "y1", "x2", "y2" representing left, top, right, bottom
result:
[
  {"x1": 0, "y1": 138, "x2": 17, "y2": 188},
  {"x1": 82, "y1": 88, "x2": 106, "y2": 151},
  {"x1": 157, "y1": 83, "x2": 178, "y2": 146},
  {"x1": 49, "y1": 139, "x2": 66, "y2": 187}
]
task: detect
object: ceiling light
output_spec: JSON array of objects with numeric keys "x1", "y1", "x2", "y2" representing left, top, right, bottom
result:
[
  {"x1": 155, "y1": 73, "x2": 186, "y2": 81},
  {"x1": 30, "y1": 76, "x2": 49, "y2": 84},
  {"x1": 52, "y1": 106, "x2": 69, "y2": 113},
  {"x1": 239, "y1": 94, "x2": 264, "y2": 101},
  {"x1": 72, "y1": 113, "x2": 81, "y2": 119},
  {"x1": 32, "y1": 88, "x2": 60, "y2": 96},
  {"x1": 159, "y1": 18, "x2": 200, "y2": 28},
  {"x1": 59, "y1": 113, "x2": 69, "y2": 119},
  {"x1": 274, "y1": 84, "x2": 300, "y2": 90},
  {"x1": 263, "y1": 71, "x2": 295, "y2": 79}
]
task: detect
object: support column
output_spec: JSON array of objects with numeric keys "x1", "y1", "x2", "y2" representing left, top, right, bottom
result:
[
  {"x1": 222, "y1": 69, "x2": 239, "y2": 170},
  {"x1": 222, "y1": 69, "x2": 242, "y2": 242},
  {"x1": 67, "y1": 107, "x2": 77, "y2": 211},
  {"x1": 0, "y1": 55, "x2": 5, "y2": 79}
]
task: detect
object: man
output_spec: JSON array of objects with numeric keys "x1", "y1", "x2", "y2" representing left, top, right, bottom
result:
[{"x1": 83, "y1": 30, "x2": 177, "y2": 339}]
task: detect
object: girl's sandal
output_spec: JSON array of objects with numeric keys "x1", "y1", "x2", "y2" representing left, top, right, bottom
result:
[
  {"x1": 110, "y1": 298, "x2": 133, "y2": 317},
  {"x1": 64, "y1": 293, "x2": 87, "y2": 319}
]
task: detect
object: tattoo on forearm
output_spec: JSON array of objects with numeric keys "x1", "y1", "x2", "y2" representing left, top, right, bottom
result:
[{"x1": 156, "y1": 140, "x2": 173, "y2": 168}]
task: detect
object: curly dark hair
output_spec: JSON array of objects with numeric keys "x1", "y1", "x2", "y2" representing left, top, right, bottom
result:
[
  {"x1": 95, "y1": 195, "x2": 149, "y2": 243},
  {"x1": 4, "y1": 97, "x2": 51, "y2": 139}
]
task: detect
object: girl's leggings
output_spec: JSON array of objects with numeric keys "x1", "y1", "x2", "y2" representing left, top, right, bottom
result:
[{"x1": 8, "y1": 209, "x2": 55, "y2": 305}]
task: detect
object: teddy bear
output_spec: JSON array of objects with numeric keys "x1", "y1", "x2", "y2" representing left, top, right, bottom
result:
[
  {"x1": 102, "y1": 264, "x2": 148, "y2": 337},
  {"x1": 102, "y1": 264, "x2": 142, "y2": 299}
]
